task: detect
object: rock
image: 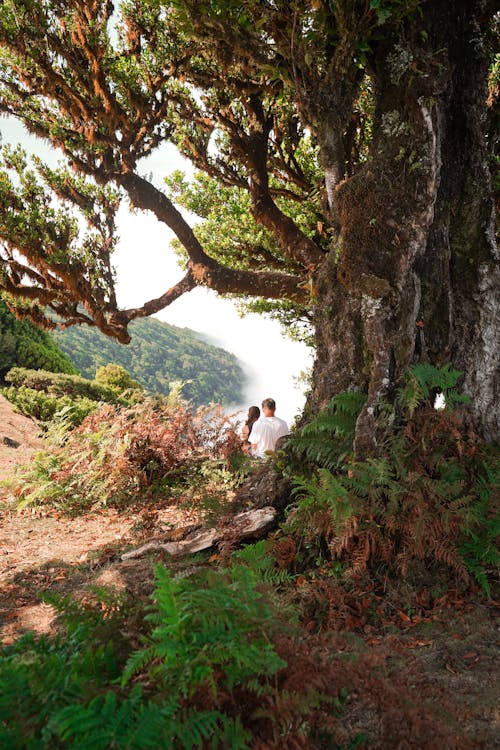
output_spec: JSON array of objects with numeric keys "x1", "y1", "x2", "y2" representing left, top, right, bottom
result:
[
  {"x1": 231, "y1": 466, "x2": 293, "y2": 513},
  {"x1": 2, "y1": 436, "x2": 20, "y2": 449}
]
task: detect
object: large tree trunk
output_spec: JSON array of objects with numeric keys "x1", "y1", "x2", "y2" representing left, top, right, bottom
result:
[{"x1": 307, "y1": 0, "x2": 498, "y2": 451}]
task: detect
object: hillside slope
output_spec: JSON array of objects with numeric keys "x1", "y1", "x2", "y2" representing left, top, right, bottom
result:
[
  {"x1": 51, "y1": 316, "x2": 245, "y2": 406},
  {"x1": 0, "y1": 394, "x2": 43, "y2": 481},
  {"x1": 0, "y1": 301, "x2": 75, "y2": 378}
]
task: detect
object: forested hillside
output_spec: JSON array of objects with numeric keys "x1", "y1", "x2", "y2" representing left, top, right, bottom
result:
[
  {"x1": 51, "y1": 316, "x2": 245, "y2": 406},
  {"x1": 1, "y1": 300, "x2": 244, "y2": 407},
  {"x1": 0, "y1": 300, "x2": 76, "y2": 378}
]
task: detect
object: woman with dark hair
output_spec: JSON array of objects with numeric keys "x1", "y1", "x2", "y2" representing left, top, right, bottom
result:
[{"x1": 241, "y1": 405, "x2": 260, "y2": 452}]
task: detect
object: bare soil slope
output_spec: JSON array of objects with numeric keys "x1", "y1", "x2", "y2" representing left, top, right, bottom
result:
[{"x1": 0, "y1": 394, "x2": 44, "y2": 482}]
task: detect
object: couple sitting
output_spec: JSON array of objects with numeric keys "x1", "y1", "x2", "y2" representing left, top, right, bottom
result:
[{"x1": 242, "y1": 398, "x2": 289, "y2": 458}]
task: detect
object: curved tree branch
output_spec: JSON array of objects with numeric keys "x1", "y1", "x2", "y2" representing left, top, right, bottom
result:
[
  {"x1": 122, "y1": 271, "x2": 197, "y2": 322},
  {"x1": 119, "y1": 171, "x2": 311, "y2": 303}
]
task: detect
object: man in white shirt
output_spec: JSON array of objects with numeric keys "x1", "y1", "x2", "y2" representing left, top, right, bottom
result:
[{"x1": 248, "y1": 398, "x2": 289, "y2": 458}]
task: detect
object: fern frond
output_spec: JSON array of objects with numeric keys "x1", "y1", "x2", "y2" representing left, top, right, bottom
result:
[
  {"x1": 175, "y1": 709, "x2": 224, "y2": 749},
  {"x1": 125, "y1": 563, "x2": 286, "y2": 704},
  {"x1": 432, "y1": 541, "x2": 470, "y2": 582},
  {"x1": 398, "y1": 362, "x2": 470, "y2": 416},
  {"x1": 288, "y1": 392, "x2": 366, "y2": 471},
  {"x1": 232, "y1": 541, "x2": 297, "y2": 586}
]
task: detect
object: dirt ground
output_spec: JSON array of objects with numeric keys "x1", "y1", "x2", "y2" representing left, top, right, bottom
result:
[
  {"x1": 0, "y1": 396, "x2": 498, "y2": 748},
  {"x1": 0, "y1": 394, "x2": 44, "y2": 478},
  {"x1": 0, "y1": 394, "x2": 196, "y2": 641}
]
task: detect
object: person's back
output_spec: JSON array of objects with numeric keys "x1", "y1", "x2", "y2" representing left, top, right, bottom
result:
[{"x1": 248, "y1": 398, "x2": 288, "y2": 458}]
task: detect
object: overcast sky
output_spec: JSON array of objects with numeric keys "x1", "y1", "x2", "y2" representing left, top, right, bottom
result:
[{"x1": 0, "y1": 116, "x2": 313, "y2": 424}]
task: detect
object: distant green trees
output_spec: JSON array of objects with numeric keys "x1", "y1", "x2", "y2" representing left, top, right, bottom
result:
[
  {"x1": 52, "y1": 317, "x2": 244, "y2": 407},
  {"x1": 0, "y1": 298, "x2": 244, "y2": 406},
  {"x1": 0, "y1": 300, "x2": 75, "y2": 378}
]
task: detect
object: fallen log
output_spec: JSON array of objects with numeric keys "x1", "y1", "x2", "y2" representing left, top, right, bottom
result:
[{"x1": 121, "y1": 506, "x2": 277, "y2": 561}]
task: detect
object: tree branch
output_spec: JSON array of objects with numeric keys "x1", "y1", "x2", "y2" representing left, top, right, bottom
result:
[
  {"x1": 240, "y1": 100, "x2": 324, "y2": 270},
  {"x1": 122, "y1": 271, "x2": 197, "y2": 322},
  {"x1": 119, "y1": 172, "x2": 215, "y2": 267},
  {"x1": 119, "y1": 171, "x2": 310, "y2": 304}
]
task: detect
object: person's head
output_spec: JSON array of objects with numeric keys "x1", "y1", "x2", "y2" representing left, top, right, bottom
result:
[
  {"x1": 261, "y1": 398, "x2": 276, "y2": 417},
  {"x1": 247, "y1": 405, "x2": 260, "y2": 424}
]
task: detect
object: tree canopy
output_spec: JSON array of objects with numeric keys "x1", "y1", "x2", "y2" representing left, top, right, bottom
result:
[
  {"x1": 0, "y1": 0, "x2": 333, "y2": 339},
  {"x1": 0, "y1": 0, "x2": 497, "y2": 444}
]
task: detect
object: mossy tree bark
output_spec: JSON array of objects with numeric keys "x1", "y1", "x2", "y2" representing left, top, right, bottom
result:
[{"x1": 306, "y1": 0, "x2": 498, "y2": 451}]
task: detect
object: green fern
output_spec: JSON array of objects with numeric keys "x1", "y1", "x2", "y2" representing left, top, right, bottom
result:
[
  {"x1": 287, "y1": 392, "x2": 366, "y2": 471},
  {"x1": 284, "y1": 379, "x2": 498, "y2": 591},
  {"x1": 232, "y1": 540, "x2": 296, "y2": 586},
  {"x1": 398, "y1": 363, "x2": 471, "y2": 416},
  {"x1": 123, "y1": 564, "x2": 286, "y2": 699},
  {"x1": 288, "y1": 469, "x2": 356, "y2": 552},
  {"x1": 0, "y1": 563, "x2": 285, "y2": 749},
  {"x1": 0, "y1": 627, "x2": 120, "y2": 748},
  {"x1": 459, "y1": 468, "x2": 500, "y2": 598},
  {"x1": 49, "y1": 689, "x2": 229, "y2": 750}
]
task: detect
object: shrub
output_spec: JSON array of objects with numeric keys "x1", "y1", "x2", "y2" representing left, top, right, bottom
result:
[
  {"x1": 4, "y1": 366, "x2": 118, "y2": 401},
  {"x1": 94, "y1": 363, "x2": 143, "y2": 393},
  {"x1": 2, "y1": 366, "x2": 144, "y2": 429},
  {"x1": 1, "y1": 385, "x2": 98, "y2": 425},
  {"x1": 11, "y1": 398, "x2": 245, "y2": 512}
]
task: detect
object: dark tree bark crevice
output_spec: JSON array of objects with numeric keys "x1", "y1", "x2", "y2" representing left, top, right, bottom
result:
[{"x1": 419, "y1": 1, "x2": 499, "y2": 440}]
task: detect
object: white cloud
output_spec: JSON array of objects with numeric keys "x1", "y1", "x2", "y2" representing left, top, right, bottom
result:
[{"x1": 156, "y1": 291, "x2": 313, "y2": 425}]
